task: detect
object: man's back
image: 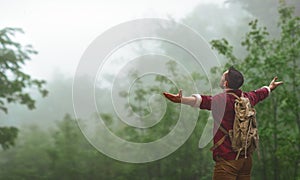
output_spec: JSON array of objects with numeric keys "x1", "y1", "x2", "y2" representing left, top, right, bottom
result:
[{"x1": 198, "y1": 87, "x2": 270, "y2": 160}]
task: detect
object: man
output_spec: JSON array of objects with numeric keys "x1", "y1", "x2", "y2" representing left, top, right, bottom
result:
[{"x1": 163, "y1": 67, "x2": 283, "y2": 180}]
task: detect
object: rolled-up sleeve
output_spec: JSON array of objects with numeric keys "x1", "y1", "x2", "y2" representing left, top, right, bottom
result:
[
  {"x1": 191, "y1": 94, "x2": 202, "y2": 108},
  {"x1": 200, "y1": 95, "x2": 212, "y2": 110}
]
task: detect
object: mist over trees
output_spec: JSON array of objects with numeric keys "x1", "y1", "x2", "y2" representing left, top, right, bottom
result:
[
  {"x1": 0, "y1": 28, "x2": 48, "y2": 149},
  {"x1": 1, "y1": 0, "x2": 299, "y2": 179}
]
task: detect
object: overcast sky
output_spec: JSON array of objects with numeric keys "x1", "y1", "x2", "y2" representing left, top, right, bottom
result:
[
  {"x1": 2, "y1": 0, "x2": 298, "y2": 128},
  {"x1": 0, "y1": 0, "x2": 226, "y2": 80}
]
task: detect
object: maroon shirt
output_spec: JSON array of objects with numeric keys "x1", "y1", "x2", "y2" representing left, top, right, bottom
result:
[{"x1": 199, "y1": 87, "x2": 270, "y2": 161}]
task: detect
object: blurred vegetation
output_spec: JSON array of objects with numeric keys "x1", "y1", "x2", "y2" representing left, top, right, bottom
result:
[
  {"x1": 0, "y1": 28, "x2": 48, "y2": 150},
  {"x1": 0, "y1": 1, "x2": 299, "y2": 180},
  {"x1": 211, "y1": 1, "x2": 300, "y2": 179}
]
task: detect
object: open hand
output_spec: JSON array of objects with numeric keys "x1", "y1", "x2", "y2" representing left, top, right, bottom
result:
[
  {"x1": 163, "y1": 89, "x2": 182, "y2": 103},
  {"x1": 269, "y1": 76, "x2": 283, "y2": 91}
]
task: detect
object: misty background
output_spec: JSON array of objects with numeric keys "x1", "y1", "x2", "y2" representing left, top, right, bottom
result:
[
  {"x1": 0, "y1": 0, "x2": 300, "y2": 179},
  {"x1": 1, "y1": 0, "x2": 298, "y2": 128}
]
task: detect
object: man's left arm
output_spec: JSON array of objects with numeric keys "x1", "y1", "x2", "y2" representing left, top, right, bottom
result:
[{"x1": 247, "y1": 76, "x2": 283, "y2": 106}]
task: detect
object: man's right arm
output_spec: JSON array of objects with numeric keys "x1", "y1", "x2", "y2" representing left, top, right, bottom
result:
[
  {"x1": 163, "y1": 90, "x2": 198, "y2": 106},
  {"x1": 163, "y1": 90, "x2": 212, "y2": 109}
]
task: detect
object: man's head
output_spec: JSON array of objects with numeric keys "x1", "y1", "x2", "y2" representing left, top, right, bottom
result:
[{"x1": 219, "y1": 66, "x2": 244, "y2": 90}]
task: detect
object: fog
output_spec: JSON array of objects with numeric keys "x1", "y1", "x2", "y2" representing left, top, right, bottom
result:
[{"x1": 0, "y1": 0, "x2": 299, "y2": 128}]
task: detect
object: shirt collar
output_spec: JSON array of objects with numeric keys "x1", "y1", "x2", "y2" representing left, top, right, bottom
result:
[{"x1": 225, "y1": 89, "x2": 242, "y2": 96}]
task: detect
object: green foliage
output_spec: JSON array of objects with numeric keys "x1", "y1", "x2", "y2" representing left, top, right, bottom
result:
[
  {"x1": 0, "y1": 28, "x2": 48, "y2": 112},
  {"x1": 0, "y1": 125, "x2": 52, "y2": 179},
  {"x1": 0, "y1": 127, "x2": 18, "y2": 149},
  {"x1": 210, "y1": 1, "x2": 300, "y2": 179},
  {"x1": 1, "y1": 2, "x2": 299, "y2": 180},
  {"x1": 0, "y1": 112, "x2": 213, "y2": 180},
  {"x1": 211, "y1": 38, "x2": 238, "y2": 64},
  {"x1": 0, "y1": 27, "x2": 48, "y2": 150},
  {"x1": 10, "y1": 58, "x2": 210, "y2": 179}
]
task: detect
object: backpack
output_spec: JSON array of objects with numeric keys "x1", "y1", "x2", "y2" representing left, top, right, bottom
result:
[{"x1": 211, "y1": 93, "x2": 259, "y2": 160}]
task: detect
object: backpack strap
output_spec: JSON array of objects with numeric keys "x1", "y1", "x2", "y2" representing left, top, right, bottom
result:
[
  {"x1": 210, "y1": 92, "x2": 239, "y2": 152},
  {"x1": 210, "y1": 92, "x2": 244, "y2": 152},
  {"x1": 210, "y1": 125, "x2": 228, "y2": 151}
]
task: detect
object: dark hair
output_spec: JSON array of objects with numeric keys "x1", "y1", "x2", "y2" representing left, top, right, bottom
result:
[{"x1": 225, "y1": 66, "x2": 244, "y2": 89}]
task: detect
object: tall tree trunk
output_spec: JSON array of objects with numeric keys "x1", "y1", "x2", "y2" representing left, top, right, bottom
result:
[
  {"x1": 273, "y1": 98, "x2": 279, "y2": 180},
  {"x1": 261, "y1": 143, "x2": 267, "y2": 180}
]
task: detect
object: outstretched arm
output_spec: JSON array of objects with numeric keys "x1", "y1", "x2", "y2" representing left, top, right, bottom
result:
[
  {"x1": 244, "y1": 76, "x2": 283, "y2": 106},
  {"x1": 163, "y1": 90, "x2": 198, "y2": 107}
]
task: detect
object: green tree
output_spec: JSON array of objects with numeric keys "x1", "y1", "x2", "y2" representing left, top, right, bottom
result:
[
  {"x1": 112, "y1": 61, "x2": 214, "y2": 179},
  {"x1": 48, "y1": 114, "x2": 90, "y2": 179},
  {"x1": 210, "y1": 1, "x2": 300, "y2": 179},
  {"x1": 0, "y1": 125, "x2": 52, "y2": 179},
  {"x1": 48, "y1": 114, "x2": 133, "y2": 180},
  {"x1": 0, "y1": 27, "x2": 48, "y2": 149}
]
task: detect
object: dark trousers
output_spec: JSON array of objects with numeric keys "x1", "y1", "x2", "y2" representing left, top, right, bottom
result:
[{"x1": 213, "y1": 156, "x2": 252, "y2": 180}]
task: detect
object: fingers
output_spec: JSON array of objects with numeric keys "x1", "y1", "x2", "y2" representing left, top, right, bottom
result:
[
  {"x1": 163, "y1": 90, "x2": 182, "y2": 97},
  {"x1": 269, "y1": 76, "x2": 283, "y2": 91},
  {"x1": 179, "y1": 89, "x2": 182, "y2": 98},
  {"x1": 162, "y1": 89, "x2": 182, "y2": 103},
  {"x1": 272, "y1": 76, "x2": 283, "y2": 84},
  {"x1": 271, "y1": 76, "x2": 277, "y2": 84},
  {"x1": 276, "y1": 81, "x2": 284, "y2": 86},
  {"x1": 162, "y1": 92, "x2": 169, "y2": 96},
  {"x1": 163, "y1": 92, "x2": 174, "y2": 99}
]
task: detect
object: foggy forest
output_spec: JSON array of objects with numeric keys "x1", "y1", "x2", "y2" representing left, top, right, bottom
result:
[{"x1": 1, "y1": 0, "x2": 300, "y2": 179}]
